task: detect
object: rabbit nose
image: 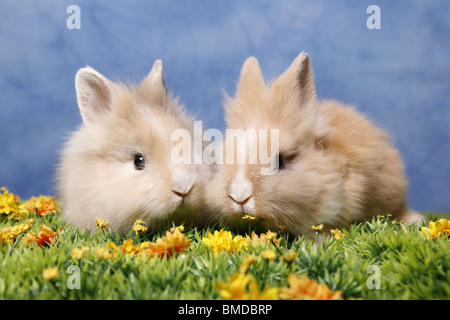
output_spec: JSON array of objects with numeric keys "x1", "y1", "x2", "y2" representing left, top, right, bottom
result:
[
  {"x1": 228, "y1": 194, "x2": 252, "y2": 206},
  {"x1": 172, "y1": 184, "x2": 193, "y2": 199}
]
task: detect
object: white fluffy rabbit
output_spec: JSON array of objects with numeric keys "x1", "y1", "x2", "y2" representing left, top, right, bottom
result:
[
  {"x1": 206, "y1": 52, "x2": 423, "y2": 238},
  {"x1": 57, "y1": 60, "x2": 209, "y2": 233}
]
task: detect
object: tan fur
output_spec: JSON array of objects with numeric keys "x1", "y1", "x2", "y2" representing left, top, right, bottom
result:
[
  {"x1": 206, "y1": 52, "x2": 423, "y2": 238},
  {"x1": 57, "y1": 60, "x2": 209, "y2": 233}
]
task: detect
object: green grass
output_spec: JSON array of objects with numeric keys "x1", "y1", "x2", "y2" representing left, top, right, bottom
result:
[{"x1": 0, "y1": 211, "x2": 449, "y2": 300}]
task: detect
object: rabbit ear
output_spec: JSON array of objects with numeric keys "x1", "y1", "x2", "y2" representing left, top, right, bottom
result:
[
  {"x1": 140, "y1": 59, "x2": 168, "y2": 102},
  {"x1": 276, "y1": 52, "x2": 316, "y2": 106},
  {"x1": 236, "y1": 56, "x2": 266, "y2": 100},
  {"x1": 75, "y1": 67, "x2": 114, "y2": 127}
]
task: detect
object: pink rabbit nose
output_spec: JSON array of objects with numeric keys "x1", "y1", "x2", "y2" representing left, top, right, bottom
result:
[{"x1": 228, "y1": 194, "x2": 252, "y2": 206}]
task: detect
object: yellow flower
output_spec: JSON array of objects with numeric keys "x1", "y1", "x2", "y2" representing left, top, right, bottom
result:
[
  {"x1": 421, "y1": 219, "x2": 450, "y2": 240},
  {"x1": 23, "y1": 195, "x2": 60, "y2": 216},
  {"x1": 71, "y1": 246, "x2": 90, "y2": 260},
  {"x1": 246, "y1": 231, "x2": 281, "y2": 247},
  {"x1": 132, "y1": 219, "x2": 148, "y2": 235},
  {"x1": 107, "y1": 241, "x2": 120, "y2": 260},
  {"x1": 170, "y1": 225, "x2": 184, "y2": 233},
  {"x1": 120, "y1": 238, "x2": 140, "y2": 254},
  {"x1": 95, "y1": 218, "x2": 109, "y2": 230},
  {"x1": 247, "y1": 280, "x2": 279, "y2": 300},
  {"x1": 279, "y1": 273, "x2": 343, "y2": 300},
  {"x1": 242, "y1": 214, "x2": 256, "y2": 221},
  {"x1": 94, "y1": 247, "x2": 113, "y2": 260},
  {"x1": 330, "y1": 229, "x2": 345, "y2": 241},
  {"x1": 261, "y1": 250, "x2": 277, "y2": 260},
  {"x1": 42, "y1": 267, "x2": 59, "y2": 281},
  {"x1": 311, "y1": 224, "x2": 324, "y2": 232},
  {"x1": 217, "y1": 272, "x2": 252, "y2": 300},
  {"x1": 0, "y1": 219, "x2": 34, "y2": 244},
  {"x1": 217, "y1": 272, "x2": 279, "y2": 300},
  {"x1": 202, "y1": 229, "x2": 247, "y2": 255},
  {"x1": 281, "y1": 250, "x2": 297, "y2": 263},
  {"x1": 0, "y1": 187, "x2": 27, "y2": 220},
  {"x1": 265, "y1": 231, "x2": 277, "y2": 241},
  {"x1": 239, "y1": 255, "x2": 258, "y2": 274}
]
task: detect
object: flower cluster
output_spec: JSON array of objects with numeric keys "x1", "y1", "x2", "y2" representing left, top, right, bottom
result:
[
  {"x1": 132, "y1": 219, "x2": 148, "y2": 235},
  {"x1": 0, "y1": 219, "x2": 34, "y2": 244},
  {"x1": 217, "y1": 272, "x2": 279, "y2": 300},
  {"x1": 202, "y1": 229, "x2": 247, "y2": 255},
  {"x1": 0, "y1": 187, "x2": 27, "y2": 220},
  {"x1": 421, "y1": 218, "x2": 450, "y2": 240},
  {"x1": 22, "y1": 224, "x2": 62, "y2": 247},
  {"x1": 22, "y1": 195, "x2": 60, "y2": 216},
  {"x1": 217, "y1": 271, "x2": 344, "y2": 300},
  {"x1": 246, "y1": 230, "x2": 280, "y2": 246},
  {"x1": 1, "y1": 187, "x2": 60, "y2": 220},
  {"x1": 0, "y1": 219, "x2": 61, "y2": 247},
  {"x1": 311, "y1": 224, "x2": 324, "y2": 232},
  {"x1": 70, "y1": 245, "x2": 114, "y2": 261},
  {"x1": 279, "y1": 273, "x2": 343, "y2": 300},
  {"x1": 95, "y1": 218, "x2": 109, "y2": 230},
  {"x1": 330, "y1": 228, "x2": 345, "y2": 241},
  {"x1": 108, "y1": 225, "x2": 191, "y2": 259}
]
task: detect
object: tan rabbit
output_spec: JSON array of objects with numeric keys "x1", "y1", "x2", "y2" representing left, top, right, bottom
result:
[
  {"x1": 206, "y1": 52, "x2": 423, "y2": 238},
  {"x1": 57, "y1": 60, "x2": 209, "y2": 233}
]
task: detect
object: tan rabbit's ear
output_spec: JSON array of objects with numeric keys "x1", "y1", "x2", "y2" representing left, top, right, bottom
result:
[
  {"x1": 139, "y1": 59, "x2": 168, "y2": 104},
  {"x1": 75, "y1": 66, "x2": 115, "y2": 127},
  {"x1": 275, "y1": 52, "x2": 316, "y2": 106},
  {"x1": 236, "y1": 56, "x2": 266, "y2": 100}
]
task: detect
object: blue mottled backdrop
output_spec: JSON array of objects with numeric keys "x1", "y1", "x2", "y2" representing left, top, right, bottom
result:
[{"x1": 0, "y1": 0, "x2": 449, "y2": 211}]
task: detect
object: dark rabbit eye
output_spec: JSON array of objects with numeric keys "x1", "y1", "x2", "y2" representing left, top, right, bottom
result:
[
  {"x1": 133, "y1": 154, "x2": 145, "y2": 170},
  {"x1": 278, "y1": 154, "x2": 285, "y2": 170}
]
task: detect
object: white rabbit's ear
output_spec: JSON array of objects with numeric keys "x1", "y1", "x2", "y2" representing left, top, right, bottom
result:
[
  {"x1": 140, "y1": 59, "x2": 168, "y2": 102},
  {"x1": 75, "y1": 66, "x2": 114, "y2": 126},
  {"x1": 276, "y1": 52, "x2": 316, "y2": 105},
  {"x1": 236, "y1": 56, "x2": 266, "y2": 100}
]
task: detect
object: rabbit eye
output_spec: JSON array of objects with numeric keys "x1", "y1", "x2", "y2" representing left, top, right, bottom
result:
[
  {"x1": 278, "y1": 154, "x2": 285, "y2": 170},
  {"x1": 133, "y1": 154, "x2": 145, "y2": 170}
]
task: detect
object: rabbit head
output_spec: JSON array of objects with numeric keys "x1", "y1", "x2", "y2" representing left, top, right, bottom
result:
[
  {"x1": 58, "y1": 60, "x2": 209, "y2": 233},
  {"x1": 206, "y1": 53, "x2": 346, "y2": 237}
]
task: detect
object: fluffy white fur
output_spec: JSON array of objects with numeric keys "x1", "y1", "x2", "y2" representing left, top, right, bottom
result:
[{"x1": 57, "y1": 60, "x2": 209, "y2": 233}]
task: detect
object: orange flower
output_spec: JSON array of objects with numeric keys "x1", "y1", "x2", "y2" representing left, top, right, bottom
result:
[
  {"x1": 216, "y1": 272, "x2": 279, "y2": 300},
  {"x1": 141, "y1": 226, "x2": 191, "y2": 258},
  {"x1": 108, "y1": 226, "x2": 191, "y2": 259},
  {"x1": 23, "y1": 195, "x2": 60, "y2": 216},
  {"x1": 279, "y1": 273, "x2": 343, "y2": 300},
  {"x1": 23, "y1": 224, "x2": 62, "y2": 247}
]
